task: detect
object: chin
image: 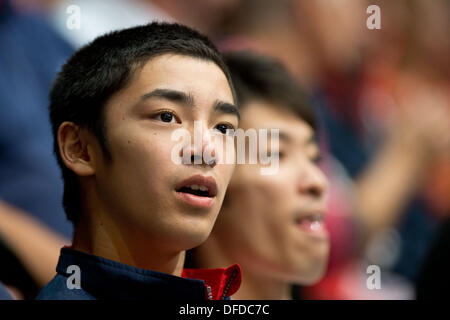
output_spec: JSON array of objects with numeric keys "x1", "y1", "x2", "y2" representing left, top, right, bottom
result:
[
  {"x1": 177, "y1": 225, "x2": 214, "y2": 250},
  {"x1": 182, "y1": 234, "x2": 210, "y2": 251},
  {"x1": 288, "y1": 256, "x2": 329, "y2": 285},
  {"x1": 295, "y1": 267, "x2": 327, "y2": 286}
]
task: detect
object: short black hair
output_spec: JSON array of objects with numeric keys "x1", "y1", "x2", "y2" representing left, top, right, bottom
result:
[
  {"x1": 50, "y1": 22, "x2": 236, "y2": 224},
  {"x1": 223, "y1": 51, "x2": 316, "y2": 130}
]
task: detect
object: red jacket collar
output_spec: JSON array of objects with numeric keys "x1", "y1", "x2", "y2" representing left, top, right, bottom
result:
[{"x1": 182, "y1": 264, "x2": 242, "y2": 300}]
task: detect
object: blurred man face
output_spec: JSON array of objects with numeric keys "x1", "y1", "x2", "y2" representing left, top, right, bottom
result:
[
  {"x1": 212, "y1": 101, "x2": 329, "y2": 284},
  {"x1": 148, "y1": 0, "x2": 242, "y2": 34},
  {"x1": 89, "y1": 54, "x2": 238, "y2": 252},
  {"x1": 296, "y1": 0, "x2": 366, "y2": 72}
]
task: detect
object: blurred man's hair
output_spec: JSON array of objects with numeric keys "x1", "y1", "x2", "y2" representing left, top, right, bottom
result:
[
  {"x1": 49, "y1": 22, "x2": 236, "y2": 224},
  {"x1": 223, "y1": 51, "x2": 316, "y2": 130}
]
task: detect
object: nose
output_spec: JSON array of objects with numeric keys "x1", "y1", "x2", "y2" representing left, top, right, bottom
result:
[
  {"x1": 181, "y1": 121, "x2": 217, "y2": 167},
  {"x1": 296, "y1": 162, "x2": 328, "y2": 199}
]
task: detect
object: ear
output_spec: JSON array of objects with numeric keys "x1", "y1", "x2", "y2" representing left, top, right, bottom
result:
[{"x1": 57, "y1": 122, "x2": 96, "y2": 176}]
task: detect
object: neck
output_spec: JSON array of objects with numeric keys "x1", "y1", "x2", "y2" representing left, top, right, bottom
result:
[
  {"x1": 196, "y1": 235, "x2": 292, "y2": 300},
  {"x1": 72, "y1": 182, "x2": 185, "y2": 276},
  {"x1": 233, "y1": 271, "x2": 292, "y2": 300}
]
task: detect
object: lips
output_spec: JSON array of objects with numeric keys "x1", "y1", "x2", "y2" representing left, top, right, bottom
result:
[
  {"x1": 294, "y1": 210, "x2": 328, "y2": 238},
  {"x1": 175, "y1": 175, "x2": 217, "y2": 208}
]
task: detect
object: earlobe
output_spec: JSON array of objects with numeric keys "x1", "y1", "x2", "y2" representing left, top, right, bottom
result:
[{"x1": 58, "y1": 122, "x2": 96, "y2": 176}]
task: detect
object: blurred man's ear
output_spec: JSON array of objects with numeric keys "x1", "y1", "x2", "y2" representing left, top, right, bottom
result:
[{"x1": 57, "y1": 122, "x2": 96, "y2": 176}]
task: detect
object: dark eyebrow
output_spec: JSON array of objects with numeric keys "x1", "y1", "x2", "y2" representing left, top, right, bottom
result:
[
  {"x1": 140, "y1": 88, "x2": 194, "y2": 107},
  {"x1": 139, "y1": 88, "x2": 239, "y2": 120},
  {"x1": 214, "y1": 101, "x2": 240, "y2": 121}
]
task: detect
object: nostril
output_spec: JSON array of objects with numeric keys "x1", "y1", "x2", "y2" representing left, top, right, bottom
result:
[
  {"x1": 191, "y1": 154, "x2": 203, "y2": 164},
  {"x1": 298, "y1": 182, "x2": 323, "y2": 198},
  {"x1": 309, "y1": 186, "x2": 322, "y2": 198}
]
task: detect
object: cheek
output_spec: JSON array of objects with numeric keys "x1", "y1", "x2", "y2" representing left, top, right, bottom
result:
[
  {"x1": 221, "y1": 176, "x2": 290, "y2": 245},
  {"x1": 102, "y1": 129, "x2": 178, "y2": 201},
  {"x1": 229, "y1": 165, "x2": 293, "y2": 219},
  {"x1": 217, "y1": 163, "x2": 236, "y2": 190},
  {"x1": 113, "y1": 130, "x2": 174, "y2": 171}
]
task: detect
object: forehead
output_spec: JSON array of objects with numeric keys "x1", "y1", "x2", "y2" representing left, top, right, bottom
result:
[
  {"x1": 107, "y1": 54, "x2": 234, "y2": 113},
  {"x1": 240, "y1": 100, "x2": 315, "y2": 145}
]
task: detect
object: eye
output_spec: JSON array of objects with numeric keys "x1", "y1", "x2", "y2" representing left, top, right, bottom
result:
[
  {"x1": 214, "y1": 123, "x2": 235, "y2": 135},
  {"x1": 311, "y1": 155, "x2": 322, "y2": 165},
  {"x1": 155, "y1": 111, "x2": 178, "y2": 123}
]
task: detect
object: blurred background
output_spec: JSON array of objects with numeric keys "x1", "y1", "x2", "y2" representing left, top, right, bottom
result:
[{"x1": 0, "y1": 0, "x2": 449, "y2": 299}]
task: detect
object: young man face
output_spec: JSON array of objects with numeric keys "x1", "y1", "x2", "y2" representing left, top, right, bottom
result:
[
  {"x1": 66, "y1": 54, "x2": 237, "y2": 253},
  {"x1": 212, "y1": 101, "x2": 329, "y2": 284}
]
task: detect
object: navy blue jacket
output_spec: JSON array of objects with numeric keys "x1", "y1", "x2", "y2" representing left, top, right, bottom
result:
[{"x1": 36, "y1": 248, "x2": 241, "y2": 300}]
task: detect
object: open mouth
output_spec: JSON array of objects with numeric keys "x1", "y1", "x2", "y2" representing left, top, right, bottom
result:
[
  {"x1": 295, "y1": 213, "x2": 323, "y2": 225},
  {"x1": 294, "y1": 212, "x2": 328, "y2": 238},
  {"x1": 175, "y1": 175, "x2": 217, "y2": 208},
  {"x1": 177, "y1": 184, "x2": 213, "y2": 198}
]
